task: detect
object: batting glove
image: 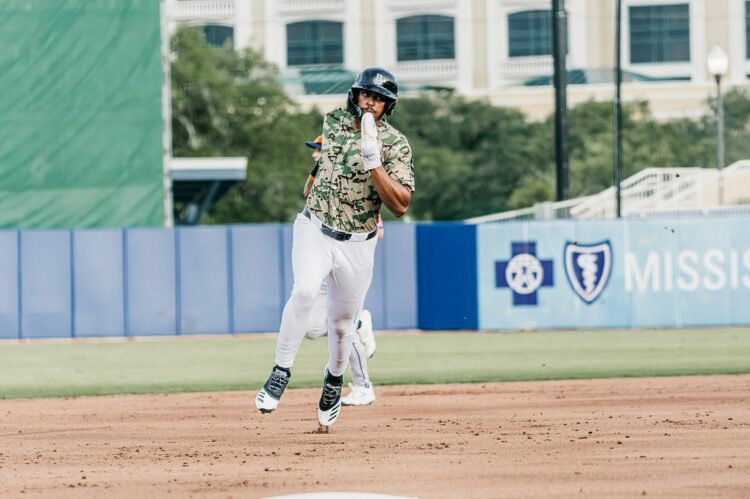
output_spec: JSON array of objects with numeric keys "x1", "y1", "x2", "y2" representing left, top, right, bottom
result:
[{"x1": 360, "y1": 112, "x2": 382, "y2": 171}]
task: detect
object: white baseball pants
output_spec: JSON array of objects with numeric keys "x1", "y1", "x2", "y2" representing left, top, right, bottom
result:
[
  {"x1": 275, "y1": 213, "x2": 377, "y2": 377},
  {"x1": 305, "y1": 281, "x2": 372, "y2": 387}
]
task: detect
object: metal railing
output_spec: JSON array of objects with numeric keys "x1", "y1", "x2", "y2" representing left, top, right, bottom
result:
[
  {"x1": 387, "y1": 0, "x2": 457, "y2": 9},
  {"x1": 277, "y1": 0, "x2": 345, "y2": 11},
  {"x1": 394, "y1": 59, "x2": 458, "y2": 82},
  {"x1": 500, "y1": 56, "x2": 554, "y2": 76},
  {"x1": 467, "y1": 160, "x2": 750, "y2": 224}
]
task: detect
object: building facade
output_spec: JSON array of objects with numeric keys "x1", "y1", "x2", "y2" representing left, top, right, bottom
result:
[{"x1": 166, "y1": 0, "x2": 750, "y2": 119}]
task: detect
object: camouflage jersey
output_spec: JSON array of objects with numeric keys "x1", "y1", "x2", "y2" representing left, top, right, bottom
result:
[{"x1": 306, "y1": 107, "x2": 414, "y2": 234}]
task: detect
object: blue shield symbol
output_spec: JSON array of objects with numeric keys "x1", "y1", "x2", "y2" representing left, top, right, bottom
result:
[{"x1": 564, "y1": 240, "x2": 612, "y2": 304}]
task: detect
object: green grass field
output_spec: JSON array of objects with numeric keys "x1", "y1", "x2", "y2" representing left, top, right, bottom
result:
[{"x1": 1, "y1": 328, "x2": 749, "y2": 399}]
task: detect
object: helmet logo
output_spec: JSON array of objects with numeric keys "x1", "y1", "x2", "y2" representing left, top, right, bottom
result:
[{"x1": 373, "y1": 73, "x2": 387, "y2": 86}]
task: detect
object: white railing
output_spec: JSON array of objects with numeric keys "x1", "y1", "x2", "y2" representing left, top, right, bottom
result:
[
  {"x1": 467, "y1": 161, "x2": 750, "y2": 224},
  {"x1": 466, "y1": 196, "x2": 592, "y2": 224},
  {"x1": 500, "y1": 56, "x2": 554, "y2": 76},
  {"x1": 394, "y1": 59, "x2": 457, "y2": 82},
  {"x1": 570, "y1": 167, "x2": 707, "y2": 219},
  {"x1": 388, "y1": 0, "x2": 456, "y2": 10},
  {"x1": 277, "y1": 0, "x2": 345, "y2": 11},
  {"x1": 170, "y1": 0, "x2": 236, "y2": 21}
]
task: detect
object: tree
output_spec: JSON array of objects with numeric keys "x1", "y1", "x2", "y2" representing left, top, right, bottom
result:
[
  {"x1": 171, "y1": 29, "x2": 750, "y2": 223},
  {"x1": 389, "y1": 93, "x2": 552, "y2": 220},
  {"x1": 171, "y1": 27, "x2": 322, "y2": 223}
]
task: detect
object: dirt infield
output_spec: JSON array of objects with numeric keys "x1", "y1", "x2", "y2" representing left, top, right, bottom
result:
[{"x1": 1, "y1": 375, "x2": 749, "y2": 498}]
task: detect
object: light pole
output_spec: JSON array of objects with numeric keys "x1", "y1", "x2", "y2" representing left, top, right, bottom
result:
[{"x1": 707, "y1": 45, "x2": 729, "y2": 205}]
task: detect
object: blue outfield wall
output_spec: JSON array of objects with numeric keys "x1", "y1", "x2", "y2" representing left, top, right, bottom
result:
[
  {"x1": 2, "y1": 215, "x2": 750, "y2": 339},
  {"x1": 0, "y1": 223, "x2": 419, "y2": 339},
  {"x1": 476, "y1": 216, "x2": 750, "y2": 330},
  {"x1": 417, "y1": 223, "x2": 478, "y2": 329}
]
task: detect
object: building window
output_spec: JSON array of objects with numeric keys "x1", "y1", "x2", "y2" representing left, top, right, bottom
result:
[
  {"x1": 396, "y1": 15, "x2": 455, "y2": 62},
  {"x1": 629, "y1": 4, "x2": 690, "y2": 63},
  {"x1": 286, "y1": 21, "x2": 343, "y2": 66},
  {"x1": 508, "y1": 10, "x2": 553, "y2": 57},
  {"x1": 203, "y1": 25, "x2": 233, "y2": 49}
]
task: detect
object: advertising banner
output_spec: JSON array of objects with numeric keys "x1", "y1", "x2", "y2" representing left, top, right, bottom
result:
[{"x1": 477, "y1": 216, "x2": 750, "y2": 330}]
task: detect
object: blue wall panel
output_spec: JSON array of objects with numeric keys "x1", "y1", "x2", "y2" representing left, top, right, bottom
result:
[
  {"x1": 567, "y1": 220, "x2": 630, "y2": 328},
  {"x1": 126, "y1": 228, "x2": 177, "y2": 336},
  {"x1": 624, "y1": 218, "x2": 736, "y2": 328},
  {"x1": 178, "y1": 227, "x2": 230, "y2": 335},
  {"x1": 20, "y1": 230, "x2": 72, "y2": 338},
  {"x1": 9, "y1": 216, "x2": 749, "y2": 340},
  {"x1": 0, "y1": 231, "x2": 19, "y2": 339},
  {"x1": 728, "y1": 217, "x2": 750, "y2": 324},
  {"x1": 73, "y1": 229, "x2": 125, "y2": 337},
  {"x1": 364, "y1": 239, "x2": 386, "y2": 329},
  {"x1": 231, "y1": 225, "x2": 285, "y2": 332},
  {"x1": 478, "y1": 220, "x2": 630, "y2": 330},
  {"x1": 281, "y1": 224, "x2": 294, "y2": 306},
  {"x1": 381, "y1": 223, "x2": 417, "y2": 329},
  {"x1": 274, "y1": 218, "x2": 418, "y2": 332},
  {"x1": 477, "y1": 216, "x2": 750, "y2": 330},
  {"x1": 623, "y1": 220, "x2": 682, "y2": 328},
  {"x1": 417, "y1": 223, "x2": 478, "y2": 329}
]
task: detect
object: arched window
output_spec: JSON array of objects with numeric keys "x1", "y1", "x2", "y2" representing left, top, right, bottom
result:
[
  {"x1": 286, "y1": 21, "x2": 344, "y2": 66},
  {"x1": 629, "y1": 4, "x2": 690, "y2": 63},
  {"x1": 396, "y1": 15, "x2": 455, "y2": 62},
  {"x1": 508, "y1": 10, "x2": 553, "y2": 57},
  {"x1": 202, "y1": 25, "x2": 233, "y2": 49}
]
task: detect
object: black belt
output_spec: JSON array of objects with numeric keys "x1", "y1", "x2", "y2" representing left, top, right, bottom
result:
[{"x1": 303, "y1": 207, "x2": 377, "y2": 242}]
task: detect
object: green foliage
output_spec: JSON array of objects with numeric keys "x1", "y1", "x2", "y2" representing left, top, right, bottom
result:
[
  {"x1": 170, "y1": 28, "x2": 750, "y2": 223},
  {"x1": 718, "y1": 88, "x2": 750, "y2": 164},
  {"x1": 389, "y1": 94, "x2": 552, "y2": 219},
  {"x1": 171, "y1": 27, "x2": 322, "y2": 223}
]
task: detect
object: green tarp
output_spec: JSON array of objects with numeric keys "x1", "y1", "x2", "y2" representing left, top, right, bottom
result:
[{"x1": 0, "y1": 0, "x2": 164, "y2": 227}]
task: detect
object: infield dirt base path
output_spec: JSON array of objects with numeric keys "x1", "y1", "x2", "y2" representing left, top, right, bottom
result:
[{"x1": 1, "y1": 375, "x2": 749, "y2": 498}]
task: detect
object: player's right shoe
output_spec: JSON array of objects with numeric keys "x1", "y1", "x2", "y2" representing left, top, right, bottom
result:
[
  {"x1": 356, "y1": 309, "x2": 376, "y2": 358},
  {"x1": 341, "y1": 382, "x2": 376, "y2": 406},
  {"x1": 255, "y1": 366, "x2": 290, "y2": 414},
  {"x1": 317, "y1": 369, "x2": 343, "y2": 427}
]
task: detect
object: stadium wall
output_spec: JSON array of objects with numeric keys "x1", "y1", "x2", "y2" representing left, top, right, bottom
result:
[
  {"x1": 1, "y1": 216, "x2": 748, "y2": 339},
  {"x1": 0, "y1": 223, "x2": 418, "y2": 339},
  {"x1": 476, "y1": 216, "x2": 750, "y2": 330}
]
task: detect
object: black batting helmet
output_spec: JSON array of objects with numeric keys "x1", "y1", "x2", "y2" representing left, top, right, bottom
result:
[{"x1": 347, "y1": 67, "x2": 399, "y2": 118}]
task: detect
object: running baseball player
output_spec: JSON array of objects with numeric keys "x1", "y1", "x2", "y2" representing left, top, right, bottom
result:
[
  {"x1": 304, "y1": 135, "x2": 378, "y2": 406},
  {"x1": 255, "y1": 67, "x2": 414, "y2": 428}
]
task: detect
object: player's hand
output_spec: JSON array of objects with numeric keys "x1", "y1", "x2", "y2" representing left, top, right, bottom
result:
[{"x1": 360, "y1": 112, "x2": 381, "y2": 171}]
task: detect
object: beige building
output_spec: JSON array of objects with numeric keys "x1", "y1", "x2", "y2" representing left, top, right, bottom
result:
[{"x1": 166, "y1": 0, "x2": 750, "y2": 119}]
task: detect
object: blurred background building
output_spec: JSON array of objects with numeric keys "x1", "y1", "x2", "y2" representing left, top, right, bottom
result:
[{"x1": 166, "y1": 0, "x2": 750, "y2": 119}]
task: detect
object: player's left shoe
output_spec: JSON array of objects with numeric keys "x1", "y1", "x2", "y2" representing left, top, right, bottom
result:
[
  {"x1": 356, "y1": 309, "x2": 376, "y2": 358},
  {"x1": 317, "y1": 369, "x2": 343, "y2": 427}
]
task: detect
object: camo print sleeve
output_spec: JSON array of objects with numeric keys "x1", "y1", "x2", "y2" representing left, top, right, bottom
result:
[{"x1": 382, "y1": 134, "x2": 415, "y2": 192}]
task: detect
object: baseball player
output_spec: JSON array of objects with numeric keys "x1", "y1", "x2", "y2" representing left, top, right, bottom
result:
[
  {"x1": 303, "y1": 135, "x2": 379, "y2": 406},
  {"x1": 255, "y1": 67, "x2": 414, "y2": 428}
]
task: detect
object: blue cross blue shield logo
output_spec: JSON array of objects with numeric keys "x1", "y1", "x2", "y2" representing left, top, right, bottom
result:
[
  {"x1": 563, "y1": 240, "x2": 612, "y2": 304},
  {"x1": 496, "y1": 242, "x2": 554, "y2": 306}
]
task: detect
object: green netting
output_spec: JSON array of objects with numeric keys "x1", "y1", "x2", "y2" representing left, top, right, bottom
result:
[{"x1": 0, "y1": 0, "x2": 164, "y2": 227}]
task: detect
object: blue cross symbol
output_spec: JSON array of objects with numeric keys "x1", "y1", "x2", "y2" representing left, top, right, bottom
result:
[{"x1": 496, "y1": 242, "x2": 554, "y2": 306}]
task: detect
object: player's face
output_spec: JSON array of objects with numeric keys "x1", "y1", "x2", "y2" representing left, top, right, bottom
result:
[
  {"x1": 312, "y1": 149, "x2": 321, "y2": 162},
  {"x1": 357, "y1": 90, "x2": 387, "y2": 121}
]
